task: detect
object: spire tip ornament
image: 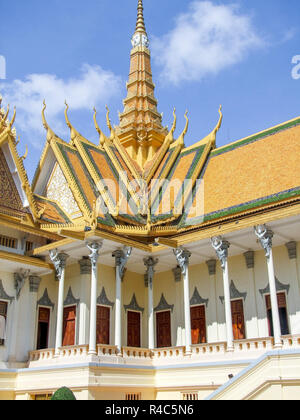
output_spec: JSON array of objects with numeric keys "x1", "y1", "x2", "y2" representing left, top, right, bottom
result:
[{"x1": 132, "y1": 0, "x2": 149, "y2": 48}]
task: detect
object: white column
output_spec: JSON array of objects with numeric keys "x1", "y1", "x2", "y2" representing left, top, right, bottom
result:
[
  {"x1": 8, "y1": 271, "x2": 30, "y2": 362},
  {"x1": 255, "y1": 225, "x2": 282, "y2": 348},
  {"x1": 28, "y1": 276, "x2": 41, "y2": 351},
  {"x1": 244, "y1": 251, "x2": 260, "y2": 338},
  {"x1": 211, "y1": 237, "x2": 234, "y2": 351},
  {"x1": 49, "y1": 250, "x2": 69, "y2": 356},
  {"x1": 206, "y1": 259, "x2": 219, "y2": 342},
  {"x1": 285, "y1": 242, "x2": 299, "y2": 334},
  {"x1": 113, "y1": 247, "x2": 132, "y2": 354},
  {"x1": 173, "y1": 266, "x2": 184, "y2": 346},
  {"x1": 86, "y1": 242, "x2": 102, "y2": 355},
  {"x1": 78, "y1": 258, "x2": 91, "y2": 345},
  {"x1": 144, "y1": 257, "x2": 158, "y2": 349},
  {"x1": 174, "y1": 249, "x2": 192, "y2": 354}
]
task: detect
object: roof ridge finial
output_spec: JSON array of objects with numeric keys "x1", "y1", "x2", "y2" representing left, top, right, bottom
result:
[{"x1": 136, "y1": 0, "x2": 147, "y2": 34}]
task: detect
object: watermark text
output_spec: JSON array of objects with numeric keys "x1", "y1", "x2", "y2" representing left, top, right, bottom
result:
[
  {"x1": 0, "y1": 56, "x2": 6, "y2": 80},
  {"x1": 292, "y1": 55, "x2": 300, "y2": 80}
]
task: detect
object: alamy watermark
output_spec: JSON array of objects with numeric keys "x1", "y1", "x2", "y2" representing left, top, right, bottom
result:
[
  {"x1": 292, "y1": 55, "x2": 300, "y2": 80},
  {"x1": 90, "y1": 172, "x2": 205, "y2": 223},
  {"x1": 0, "y1": 56, "x2": 6, "y2": 80}
]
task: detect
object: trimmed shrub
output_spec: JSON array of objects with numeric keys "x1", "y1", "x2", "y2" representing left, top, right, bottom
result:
[{"x1": 51, "y1": 387, "x2": 76, "y2": 401}]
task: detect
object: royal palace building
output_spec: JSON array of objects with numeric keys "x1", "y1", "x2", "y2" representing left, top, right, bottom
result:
[{"x1": 1, "y1": 0, "x2": 300, "y2": 401}]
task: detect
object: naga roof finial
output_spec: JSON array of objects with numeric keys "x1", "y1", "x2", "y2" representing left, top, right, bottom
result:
[
  {"x1": 164, "y1": 108, "x2": 177, "y2": 144},
  {"x1": 9, "y1": 107, "x2": 16, "y2": 130},
  {"x1": 105, "y1": 105, "x2": 115, "y2": 139},
  {"x1": 177, "y1": 110, "x2": 189, "y2": 147},
  {"x1": 41, "y1": 100, "x2": 57, "y2": 143},
  {"x1": 64, "y1": 100, "x2": 72, "y2": 130},
  {"x1": 64, "y1": 100, "x2": 80, "y2": 144},
  {"x1": 0, "y1": 104, "x2": 9, "y2": 130},
  {"x1": 93, "y1": 107, "x2": 107, "y2": 147},
  {"x1": 42, "y1": 100, "x2": 49, "y2": 130},
  {"x1": 214, "y1": 105, "x2": 223, "y2": 135}
]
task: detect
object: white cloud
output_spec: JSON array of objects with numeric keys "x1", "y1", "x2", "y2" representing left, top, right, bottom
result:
[
  {"x1": 0, "y1": 64, "x2": 121, "y2": 146},
  {"x1": 152, "y1": 1, "x2": 265, "y2": 85}
]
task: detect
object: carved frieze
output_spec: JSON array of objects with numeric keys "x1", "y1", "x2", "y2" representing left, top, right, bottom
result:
[
  {"x1": 154, "y1": 294, "x2": 174, "y2": 313},
  {"x1": 190, "y1": 287, "x2": 209, "y2": 308},
  {"x1": 37, "y1": 288, "x2": 55, "y2": 310},
  {"x1": 124, "y1": 294, "x2": 144, "y2": 313},
  {"x1": 97, "y1": 287, "x2": 114, "y2": 308},
  {"x1": 0, "y1": 279, "x2": 14, "y2": 303},
  {"x1": 219, "y1": 280, "x2": 247, "y2": 304},
  {"x1": 64, "y1": 287, "x2": 80, "y2": 306},
  {"x1": 259, "y1": 278, "x2": 290, "y2": 298}
]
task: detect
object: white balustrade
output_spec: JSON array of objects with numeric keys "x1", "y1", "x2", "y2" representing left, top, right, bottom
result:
[{"x1": 27, "y1": 335, "x2": 300, "y2": 368}]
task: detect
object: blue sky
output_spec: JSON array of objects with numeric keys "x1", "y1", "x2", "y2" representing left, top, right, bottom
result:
[{"x1": 0, "y1": 0, "x2": 300, "y2": 180}]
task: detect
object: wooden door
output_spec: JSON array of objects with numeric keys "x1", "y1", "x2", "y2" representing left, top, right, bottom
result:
[
  {"x1": 156, "y1": 311, "x2": 171, "y2": 348},
  {"x1": 96, "y1": 306, "x2": 110, "y2": 345},
  {"x1": 0, "y1": 301, "x2": 7, "y2": 346},
  {"x1": 127, "y1": 311, "x2": 141, "y2": 348},
  {"x1": 62, "y1": 306, "x2": 76, "y2": 346},
  {"x1": 37, "y1": 307, "x2": 50, "y2": 350},
  {"x1": 190, "y1": 305, "x2": 207, "y2": 344},
  {"x1": 231, "y1": 299, "x2": 246, "y2": 340},
  {"x1": 266, "y1": 292, "x2": 289, "y2": 336}
]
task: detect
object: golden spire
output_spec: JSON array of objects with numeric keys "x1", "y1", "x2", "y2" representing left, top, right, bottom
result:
[
  {"x1": 115, "y1": 0, "x2": 167, "y2": 167},
  {"x1": 135, "y1": 0, "x2": 147, "y2": 35}
]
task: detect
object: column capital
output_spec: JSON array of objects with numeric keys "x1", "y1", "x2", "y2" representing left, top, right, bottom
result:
[
  {"x1": 29, "y1": 275, "x2": 42, "y2": 293},
  {"x1": 144, "y1": 257, "x2": 158, "y2": 288},
  {"x1": 86, "y1": 241, "x2": 103, "y2": 268},
  {"x1": 211, "y1": 236, "x2": 230, "y2": 270},
  {"x1": 254, "y1": 225, "x2": 273, "y2": 260},
  {"x1": 244, "y1": 251, "x2": 255, "y2": 269},
  {"x1": 173, "y1": 248, "x2": 191, "y2": 276},
  {"x1": 206, "y1": 259, "x2": 217, "y2": 276},
  {"x1": 285, "y1": 241, "x2": 297, "y2": 260},
  {"x1": 79, "y1": 257, "x2": 92, "y2": 275},
  {"x1": 49, "y1": 250, "x2": 69, "y2": 280},
  {"x1": 113, "y1": 246, "x2": 132, "y2": 278}
]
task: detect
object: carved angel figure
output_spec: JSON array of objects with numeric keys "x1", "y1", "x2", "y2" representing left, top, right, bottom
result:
[
  {"x1": 113, "y1": 247, "x2": 132, "y2": 278},
  {"x1": 86, "y1": 241, "x2": 103, "y2": 268},
  {"x1": 254, "y1": 225, "x2": 272, "y2": 259},
  {"x1": 173, "y1": 248, "x2": 190, "y2": 276},
  {"x1": 211, "y1": 236, "x2": 229, "y2": 270},
  {"x1": 14, "y1": 269, "x2": 30, "y2": 299},
  {"x1": 49, "y1": 249, "x2": 68, "y2": 280}
]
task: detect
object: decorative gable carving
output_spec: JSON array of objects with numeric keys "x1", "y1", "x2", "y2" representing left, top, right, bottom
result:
[
  {"x1": 0, "y1": 148, "x2": 23, "y2": 211},
  {"x1": 46, "y1": 163, "x2": 80, "y2": 218}
]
